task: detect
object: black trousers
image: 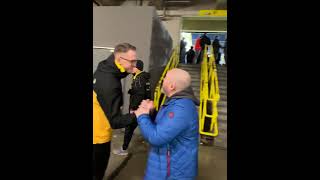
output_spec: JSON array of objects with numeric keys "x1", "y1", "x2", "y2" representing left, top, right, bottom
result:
[
  {"x1": 215, "y1": 52, "x2": 221, "y2": 64},
  {"x1": 93, "y1": 142, "x2": 111, "y2": 180},
  {"x1": 122, "y1": 121, "x2": 138, "y2": 150}
]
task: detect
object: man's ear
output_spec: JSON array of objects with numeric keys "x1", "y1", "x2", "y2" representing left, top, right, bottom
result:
[{"x1": 170, "y1": 83, "x2": 176, "y2": 91}]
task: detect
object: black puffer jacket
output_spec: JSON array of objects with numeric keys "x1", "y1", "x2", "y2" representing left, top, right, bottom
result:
[
  {"x1": 128, "y1": 71, "x2": 151, "y2": 110},
  {"x1": 200, "y1": 35, "x2": 211, "y2": 49},
  {"x1": 93, "y1": 54, "x2": 137, "y2": 129}
]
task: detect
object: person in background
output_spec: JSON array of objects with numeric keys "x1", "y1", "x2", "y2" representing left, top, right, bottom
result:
[
  {"x1": 186, "y1": 46, "x2": 196, "y2": 64},
  {"x1": 212, "y1": 36, "x2": 222, "y2": 65},
  {"x1": 194, "y1": 35, "x2": 202, "y2": 64},
  {"x1": 180, "y1": 37, "x2": 187, "y2": 63},
  {"x1": 224, "y1": 38, "x2": 227, "y2": 65},
  {"x1": 113, "y1": 60, "x2": 151, "y2": 156},
  {"x1": 199, "y1": 33, "x2": 211, "y2": 63}
]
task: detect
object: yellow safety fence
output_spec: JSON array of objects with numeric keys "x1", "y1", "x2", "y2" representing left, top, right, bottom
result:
[
  {"x1": 199, "y1": 45, "x2": 220, "y2": 137},
  {"x1": 153, "y1": 47, "x2": 180, "y2": 111}
]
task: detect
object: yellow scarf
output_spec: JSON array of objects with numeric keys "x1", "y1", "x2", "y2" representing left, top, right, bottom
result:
[
  {"x1": 115, "y1": 60, "x2": 125, "y2": 73},
  {"x1": 133, "y1": 70, "x2": 142, "y2": 80}
]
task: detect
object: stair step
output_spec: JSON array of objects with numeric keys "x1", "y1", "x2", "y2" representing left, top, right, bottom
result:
[
  {"x1": 187, "y1": 70, "x2": 201, "y2": 73},
  {"x1": 183, "y1": 67, "x2": 200, "y2": 70},
  {"x1": 217, "y1": 70, "x2": 227, "y2": 73},
  {"x1": 190, "y1": 74, "x2": 201, "y2": 81},
  {"x1": 220, "y1": 95, "x2": 227, "y2": 101},
  {"x1": 187, "y1": 71, "x2": 201, "y2": 74},
  {"x1": 218, "y1": 101, "x2": 227, "y2": 107},
  {"x1": 218, "y1": 75, "x2": 228, "y2": 81},
  {"x1": 218, "y1": 72, "x2": 227, "y2": 75},
  {"x1": 217, "y1": 66, "x2": 227, "y2": 70},
  {"x1": 217, "y1": 114, "x2": 227, "y2": 121},
  {"x1": 180, "y1": 69, "x2": 200, "y2": 72},
  {"x1": 178, "y1": 63, "x2": 201, "y2": 67},
  {"x1": 180, "y1": 66, "x2": 201, "y2": 69},
  {"x1": 180, "y1": 69, "x2": 201, "y2": 73},
  {"x1": 218, "y1": 107, "x2": 227, "y2": 114},
  {"x1": 218, "y1": 119, "x2": 227, "y2": 127},
  {"x1": 219, "y1": 85, "x2": 227, "y2": 90},
  {"x1": 191, "y1": 82, "x2": 200, "y2": 87},
  {"x1": 220, "y1": 91, "x2": 227, "y2": 96},
  {"x1": 190, "y1": 78, "x2": 201, "y2": 82}
]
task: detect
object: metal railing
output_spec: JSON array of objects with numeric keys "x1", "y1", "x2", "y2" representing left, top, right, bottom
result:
[
  {"x1": 199, "y1": 45, "x2": 220, "y2": 137},
  {"x1": 153, "y1": 47, "x2": 180, "y2": 110}
]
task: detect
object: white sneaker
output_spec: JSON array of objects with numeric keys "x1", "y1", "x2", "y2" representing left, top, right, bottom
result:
[{"x1": 112, "y1": 147, "x2": 128, "y2": 156}]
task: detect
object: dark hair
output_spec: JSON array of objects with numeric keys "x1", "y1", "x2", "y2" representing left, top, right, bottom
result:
[
  {"x1": 135, "y1": 60, "x2": 144, "y2": 71},
  {"x1": 114, "y1": 43, "x2": 136, "y2": 53},
  {"x1": 190, "y1": 46, "x2": 194, "y2": 49}
]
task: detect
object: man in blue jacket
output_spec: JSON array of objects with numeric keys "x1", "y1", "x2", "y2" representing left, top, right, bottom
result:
[{"x1": 135, "y1": 68, "x2": 200, "y2": 180}]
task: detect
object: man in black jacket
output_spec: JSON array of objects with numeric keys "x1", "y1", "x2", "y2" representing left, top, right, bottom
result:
[
  {"x1": 186, "y1": 46, "x2": 196, "y2": 64},
  {"x1": 93, "y1": 43, "x2": 138, "y2": 180},
  {"x1": 113, "y1": 60, "x2": 151, "y2": 155},
  {"x1": 199, "y1": 33, "x2": 211, "y2": 63},
  {"x1": 212, "y1": 36, "x2": 222, "y2": 64}
]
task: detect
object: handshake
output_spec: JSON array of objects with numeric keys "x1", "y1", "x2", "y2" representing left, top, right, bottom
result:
[{"x1": 132, "y1": 99, "x2": 155, "y2": 118}]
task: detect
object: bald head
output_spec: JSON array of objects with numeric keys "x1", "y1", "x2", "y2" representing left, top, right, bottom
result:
[{"x1": 162, "y1": 68, "x2": 191, "y2": 97}]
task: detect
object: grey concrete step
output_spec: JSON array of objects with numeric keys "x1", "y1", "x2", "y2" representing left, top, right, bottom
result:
[
  {"x1": 217, "y1": 66, "x2": 227, "y2": 70},
  {"x1": 219, "y1": 94, "x2": 227, "y2": 99},
  {"x1": 217, "y1": 69, "x2": 227, "y2": 73},
  {"x1": 179, "y1": 69, "x2": 201, "y2": 73},
  {"x1": 188, "y1": 72, "x2": 201, "y2": 76},
  {"x1": 218, "y1": 114, "x2": 227, "y2": 121},
  {"x1": 220, "y1": 94, "x2": 227, "y2": 101},
  {"x1": 218, "y1": 81, "x2": 227, "y2": 86},
  {"x1": 218, "y1": 120, "x2": 227, "y2": 130},
  {"x1": 218, "y1": 77, "x2": 227, "y2": 81},
  {"x1": 180, "y1": 69, "x2": 201, "y2": 73},
  {"x1": 191, "y1": 79, "x2": 201, "y2": 83},
  {"x1": 191, "y1": 82, "x2": 200, "y2": 87},
  {"x1": 178, "y1": 63, "x2": 201, "y2": 68},
  {"x1": 217, "y1": 73, "x2": 227, "y2": 76},
  {"x1": 218, "y1": 107, "x2": 227, "y2": 114},
  {"x1": 218, "y1": 101, "x2": 227, "y2": 107},
  {"x1": 220, "y1": 91, "x2": 227, "y2": 96},
  {"x1": 191, "y1": 75, "x2": 200, "y2": 78},
  {"x1": 193, "y1": 86, "x2": 200, "y2": 91},
  {"x1": 185, "y1": 70, "x2": 201, "y2": 75},
  {"x1": 219, "y1": 85, "x2": 227, "y2": 90}
]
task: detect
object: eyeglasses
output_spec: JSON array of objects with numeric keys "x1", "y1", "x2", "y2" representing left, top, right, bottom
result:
[{"x1": 119, "y1": 57, "x2": 137, "y2": 66}]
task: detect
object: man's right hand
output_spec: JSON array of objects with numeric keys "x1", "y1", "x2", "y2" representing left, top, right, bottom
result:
[{"x1": 140, "y1": 99, "x2": 155, "y2": 111}]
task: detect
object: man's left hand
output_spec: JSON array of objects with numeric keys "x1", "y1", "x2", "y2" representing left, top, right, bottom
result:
[{"x1": 134, "y1": 106, "x2": 150, "y2": 118}]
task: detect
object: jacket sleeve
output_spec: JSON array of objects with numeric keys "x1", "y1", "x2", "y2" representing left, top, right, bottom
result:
[
  {"x1": 141, "y1": 74, "x2": 151, "y2": 100},
  {"x1": 137, "y1": 105, "x2": 189, "y2": 147},
  {"x1": 96, "y1": 81, "x2": 136, "y2": 129}
]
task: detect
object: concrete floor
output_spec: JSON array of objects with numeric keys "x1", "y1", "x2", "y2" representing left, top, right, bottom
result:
[{"x1": 112, "y1": 130, "x2": 227, "y2": 180}]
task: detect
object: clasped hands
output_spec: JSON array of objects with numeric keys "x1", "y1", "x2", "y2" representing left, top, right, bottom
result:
[{"x1": 134, "y1": 99, "x2": 155, "y2": 118}]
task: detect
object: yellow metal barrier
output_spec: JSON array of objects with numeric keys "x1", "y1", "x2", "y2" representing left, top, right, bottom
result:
[
  {"x1": 153, "y1": 47, "x2": 180, "y2": 111},
  {"x1": 199, "y1": 45, "x2": 220, "y2": 137}
]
